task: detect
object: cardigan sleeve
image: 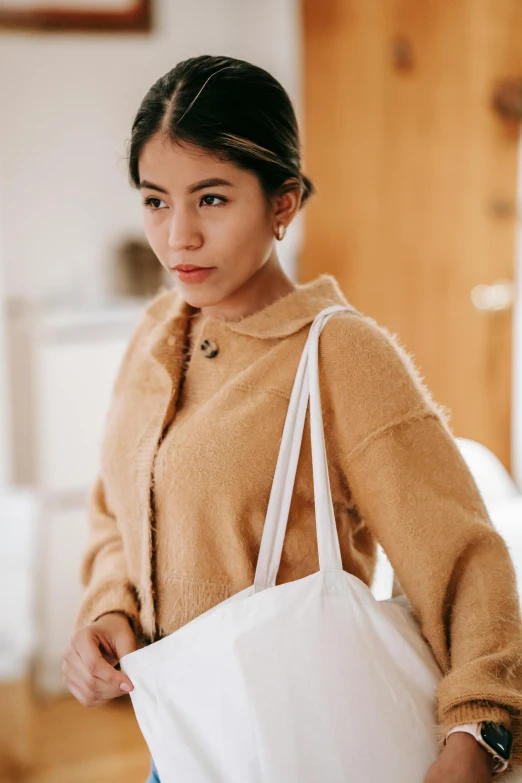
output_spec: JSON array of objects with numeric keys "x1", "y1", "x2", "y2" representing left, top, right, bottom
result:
[
  {"x1": 71, "y1": 299, "x2": 165, "y2": 640},
  {"x1": 72, "y1": 472, "x2": 142, "y2": 638},
  {"x1": 320, "y1": 311, "x2": 522, "y2": 767}
]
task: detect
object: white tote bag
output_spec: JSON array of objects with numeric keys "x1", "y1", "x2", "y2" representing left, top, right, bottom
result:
[{"x1": 120, "y1": 305, "x2": 471, "y2": 782}]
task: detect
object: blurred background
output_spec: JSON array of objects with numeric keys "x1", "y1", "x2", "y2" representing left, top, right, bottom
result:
[{"x1": 0, "y1": 1, "x2": 521, "y2": 781}]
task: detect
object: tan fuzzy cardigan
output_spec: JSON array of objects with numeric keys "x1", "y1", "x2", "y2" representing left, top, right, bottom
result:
[{"x1": 74, "y1": 273, "x2": 522, "y2": 764}]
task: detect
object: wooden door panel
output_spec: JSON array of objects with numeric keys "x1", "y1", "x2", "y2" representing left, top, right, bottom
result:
[{"x1": 301, "y1": 0, "x2": 521, "y2": 469}]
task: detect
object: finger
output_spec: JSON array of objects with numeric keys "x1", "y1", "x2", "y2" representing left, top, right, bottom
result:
[
  {"x1": 74, "y1": 633, "x2": 133, "y2": 692},
  {"x1": 63, "y1": 649, "x2": 112, "y2": 699},
  {"x1": 67, "y1": 679, "x2": 106, "y2": 708},
  {"x1": 62, "y1": 657, "x2": 101, "y2": 704},
  {"x1": 65, "y1": 651, "x2": 130, "y2": 706},
  {"x1": 93, "y1": 615, "x2": 137, "y2": 660}
]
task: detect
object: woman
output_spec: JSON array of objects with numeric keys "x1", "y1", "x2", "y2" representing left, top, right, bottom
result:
[{"x1": 62, "y1": 55, "x2": 522, "y2": 782}]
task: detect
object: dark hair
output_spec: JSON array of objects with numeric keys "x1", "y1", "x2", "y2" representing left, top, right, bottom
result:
[{"x1": 126, "y1": 54, "x2": 315, "y2": 210}]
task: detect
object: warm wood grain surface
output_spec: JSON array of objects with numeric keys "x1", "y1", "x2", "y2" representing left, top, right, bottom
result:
[{"x1": 0, "y1": 678, "x2": 150, "y2": 783}]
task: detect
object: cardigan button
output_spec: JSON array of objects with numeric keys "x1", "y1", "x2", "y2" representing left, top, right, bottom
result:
[{"x1": 201, "y1": 338, "x2": 219, "y2": 358}]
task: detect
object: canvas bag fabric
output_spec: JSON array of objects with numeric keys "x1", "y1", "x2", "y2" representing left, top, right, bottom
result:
[{"x1": 119, "y1": 305, "x2": 515, "y2": 782}]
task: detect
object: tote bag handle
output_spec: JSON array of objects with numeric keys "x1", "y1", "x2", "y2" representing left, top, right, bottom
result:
[{"x1": 254, "y1": 305, "x2": 353, "y2": 592}]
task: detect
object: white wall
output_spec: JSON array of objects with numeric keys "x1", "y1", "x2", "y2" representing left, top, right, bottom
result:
[{"x1": 0, "y1": 0, "x2": 303, "y2": 305}]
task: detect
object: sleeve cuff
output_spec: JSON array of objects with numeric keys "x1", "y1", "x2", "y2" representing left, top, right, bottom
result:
[
  {"x1": 73, "y1": 579, "x2": 143, "y2": 639},
  {"x1": 438, "y1": 702, "x2": 513, "y2": 748}
]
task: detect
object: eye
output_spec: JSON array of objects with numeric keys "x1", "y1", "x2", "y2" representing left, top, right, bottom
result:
[
  {"x1": 142, "y1": 194, "x2": 228, "y2": 210},
  {"x1": 200, "y1": 194, "x2": 228, "y2": 207},
  {"x1": 142, "y1": 196, "x2": 167, "y2": 210}
]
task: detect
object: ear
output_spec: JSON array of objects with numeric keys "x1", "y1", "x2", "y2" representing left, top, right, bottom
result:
[{"x1": 271, "y1": 178, "x2": 303, "y2": 228}]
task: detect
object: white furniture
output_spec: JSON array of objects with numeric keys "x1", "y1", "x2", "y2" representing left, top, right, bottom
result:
[
  {"x1": 6, "y1": 298, "x2": 144, "y2": 692},
  {"x1": 0, "y1": 488, "x2": 39, "y2": 681}
]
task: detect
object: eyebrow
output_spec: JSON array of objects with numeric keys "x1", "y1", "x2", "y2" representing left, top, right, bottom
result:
[{"x1": 139, "y1": 177, "x2": 235, "y2": 194}]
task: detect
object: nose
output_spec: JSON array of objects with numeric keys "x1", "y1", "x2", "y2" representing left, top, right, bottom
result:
[{"x1": 167, "y1": 206, "x2": 202, "y2": 251}]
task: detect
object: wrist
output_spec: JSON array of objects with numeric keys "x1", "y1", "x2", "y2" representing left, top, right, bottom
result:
[
  {"x1": 445, "y1": 730, "x2": 495, "y2": 773},
  {"x1": 445, "y1": 722, "x2": 511, "y2": 775},
  {"x1": 94, "y1": 610, "x2": 132, "y2": 626}
]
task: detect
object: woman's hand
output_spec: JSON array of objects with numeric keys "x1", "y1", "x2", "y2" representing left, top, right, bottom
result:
[
  {"x1": 62, "y1": 611, "x2": 136, "y2": 706},
  {"x1": 424, "y1": 731, "x2": 494, "y2": 782}
]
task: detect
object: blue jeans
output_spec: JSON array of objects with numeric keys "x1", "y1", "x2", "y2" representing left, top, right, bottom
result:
[{"x1": 145, "y1": 757, "x2": 161, "y2": 782}]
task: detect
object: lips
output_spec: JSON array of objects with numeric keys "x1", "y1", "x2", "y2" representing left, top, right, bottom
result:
[
  {"x1": 173, "y1": 266, "x2": 216, "y2": 283},
  {"x1": 174, "y1": 265, "x2": 210, "y2": 271}
]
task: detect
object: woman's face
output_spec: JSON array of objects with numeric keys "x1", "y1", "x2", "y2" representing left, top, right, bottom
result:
[{"x1": 138, "y1": 133, "x2": 298, "y2": 310}]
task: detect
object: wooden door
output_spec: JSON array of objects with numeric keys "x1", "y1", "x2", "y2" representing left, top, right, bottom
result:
[{"x1": 301, "y1": 0, "x2": 522, "y2": 470}]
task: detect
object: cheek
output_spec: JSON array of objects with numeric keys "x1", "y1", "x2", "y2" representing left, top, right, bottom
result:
[
  {"x1": 143, "y1": 214, "x2": 167, "y2": 259},
  {"x1": 214, "y1": 203, "x2": 270, "y2": 245}
]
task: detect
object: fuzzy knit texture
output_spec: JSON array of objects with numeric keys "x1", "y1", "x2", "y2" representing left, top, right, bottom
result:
[{"x1": 74, "y1": 273, "x2": 522, "y2": 771}]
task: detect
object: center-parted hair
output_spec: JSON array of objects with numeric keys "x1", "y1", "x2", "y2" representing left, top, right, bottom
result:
[{"x1": 126, "y1": 54, "x2": 315, "y2": 209}]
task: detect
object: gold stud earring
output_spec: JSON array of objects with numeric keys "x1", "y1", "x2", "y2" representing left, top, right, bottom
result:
[{"x1": 275, "y1": 223, "x2": 286, "y2": 241}]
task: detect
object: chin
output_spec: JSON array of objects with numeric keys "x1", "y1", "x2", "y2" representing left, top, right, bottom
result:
[{"x1": 173, "y1": 281, "x2": 221, "y2": 308}]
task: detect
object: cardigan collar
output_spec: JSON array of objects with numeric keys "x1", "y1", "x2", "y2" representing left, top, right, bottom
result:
[{"x1": 145, "y1": 273, "x2": 353, "y2": 341}]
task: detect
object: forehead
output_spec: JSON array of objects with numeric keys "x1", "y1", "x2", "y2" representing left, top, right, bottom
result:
[{"x1": 138, "y1": 134, "x2": 245, "y2": 186}]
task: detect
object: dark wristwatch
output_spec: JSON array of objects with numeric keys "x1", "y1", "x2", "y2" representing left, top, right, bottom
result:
[{"x1": 445, "y1": 721, "x2": 513, "y2": 774}]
